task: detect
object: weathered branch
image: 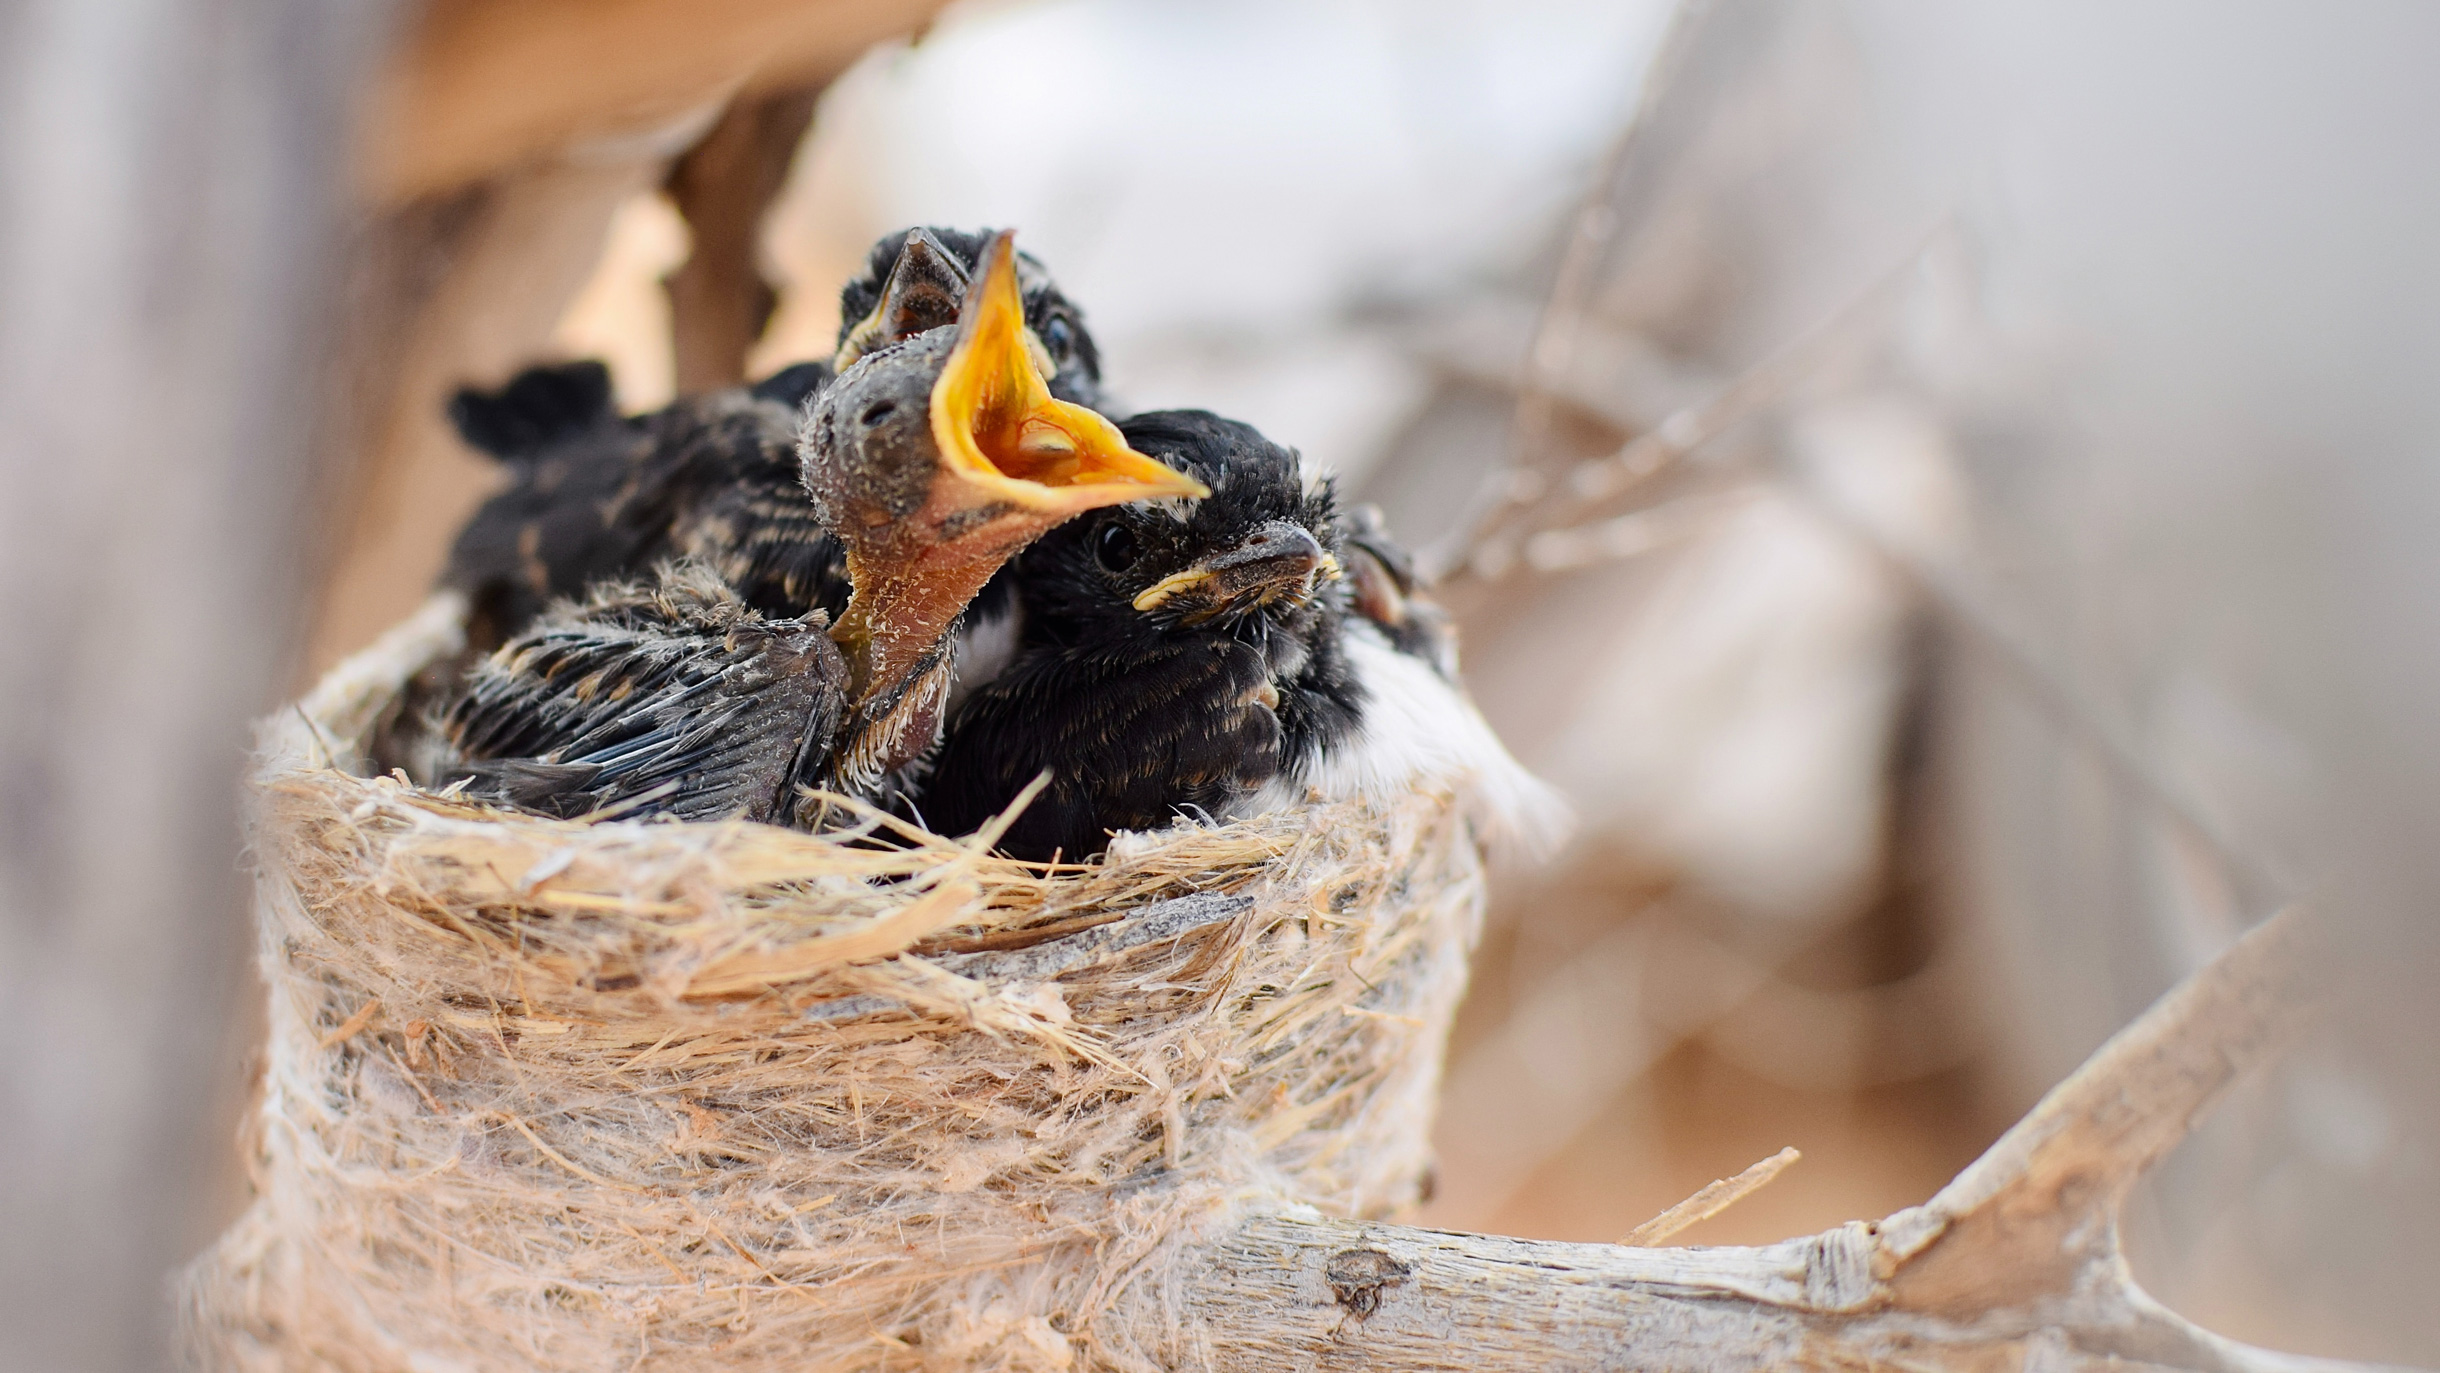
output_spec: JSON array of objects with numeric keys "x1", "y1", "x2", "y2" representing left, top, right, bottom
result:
[
  {"x1": 1130, "y1": 908, "x2": 2401, "y2": 1372},
  {"x1": 362, "y1": 0, "x2": 952, "y2": 202},
  {"x1": 663, "y1": 83, "x2": 825, "y2": 394}
]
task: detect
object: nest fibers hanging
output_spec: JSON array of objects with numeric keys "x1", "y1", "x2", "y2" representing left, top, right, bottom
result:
[{"x1": 182, "y1": 593, "x2": 1487, "y2": 1372}]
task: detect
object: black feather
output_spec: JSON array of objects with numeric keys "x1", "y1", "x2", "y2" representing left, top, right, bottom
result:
[
  {"x1": 447, "y1": 360, "x2": 616, "y2": 464},
  {"x1": 918, "y1": 410, "x2": 1362, "y2": 861},
  {"x1": 441, "y1": 387, "x2": 845, "y2": 650},
  {"x1": 433, "y1": 565, "x2": 847, "y2": 824},
  {"x1": 749, "y1": 360, "x2": 829, "y2": 410}
]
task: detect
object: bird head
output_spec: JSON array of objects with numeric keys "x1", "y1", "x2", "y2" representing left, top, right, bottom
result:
[
  {"x1": 1015, "y1": 410, "x2": 1344, "y2": 652},
  {"x1": 802, "y1": 231, "x2": 1207, "y2": 707},
  {"x1": 1341, "y1": 501, "x2": 1460, "y2": 678},
  {"x1": 833, "y1": 226, "x2": 1102, "y2": 405}
]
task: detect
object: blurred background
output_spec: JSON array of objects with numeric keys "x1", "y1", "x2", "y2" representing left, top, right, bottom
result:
[{"x1": 4, "y1": 0, "x2": 2437, "y2": 1367}]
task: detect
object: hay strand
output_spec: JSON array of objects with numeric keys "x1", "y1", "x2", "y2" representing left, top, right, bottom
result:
[{"x1": 1617, "y1": 1146, "x2": 1799, "y2": 1246}]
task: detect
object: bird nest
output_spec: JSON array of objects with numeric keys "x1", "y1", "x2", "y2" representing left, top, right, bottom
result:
[{"x1": 183, "y1": 593, "x2": 1487, "y2": 1372}]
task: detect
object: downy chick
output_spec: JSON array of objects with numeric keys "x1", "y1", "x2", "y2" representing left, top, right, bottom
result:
[
  {"x1": 439, "y1": 227, "x2": 1103, "y2": 650},
  {"x1": 920, "y1": 410, "x2": 1556, "y2": 862},
  {"x1": 427, "y1": 234, "x2": 1202, "y2": 822}
]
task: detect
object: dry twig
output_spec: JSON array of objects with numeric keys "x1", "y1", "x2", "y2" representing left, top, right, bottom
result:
[
  {"x1": 1619, "y1": 1145, "x2": 1799, "y2": 1247},
  {"x1": 1136, "y1": 907, "x2": 2392, "y2": 1372},
  {"x1": 1448, "y1": 234, "x2": 1932, "y2": 584},
  {"x1": 1445, "y1": 0, "x2": 1713, "y2": 573}
]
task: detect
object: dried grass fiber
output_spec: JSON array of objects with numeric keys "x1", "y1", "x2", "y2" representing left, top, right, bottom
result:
[{"x1": 183, "y1": 593, "x2": 1487, "y2": 1371}]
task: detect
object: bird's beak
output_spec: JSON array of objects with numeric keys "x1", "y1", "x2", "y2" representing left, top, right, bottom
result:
[
  {"x1": 835, "y1": 228, "x2": 970, "y2": 372},
  {"x1": 1133, "y1": 519, "x2": 1340, "y2": 618},
  {"x1": 929, "y1": 231, "x2": 1208, "y2": 517}
]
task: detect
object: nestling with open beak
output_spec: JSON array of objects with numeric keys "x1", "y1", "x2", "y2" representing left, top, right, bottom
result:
[
  {"x1": 436, "y1": 227, "x2": 1104, "y2": 651},
  {"x1": 832, "y1": 225, "x2": 1103, "y2": 407},
  {"x1": 424, "y1": 233, "x2": 1204, "y2": 823},
  {"x1": 916, "y1": 409, "x2": 1556, "y2": 862}
]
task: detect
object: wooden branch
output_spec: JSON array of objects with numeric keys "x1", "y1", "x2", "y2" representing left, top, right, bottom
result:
[
  {"x1": 1128, "y1": 908, "x2": 2401, "y2": 1372},
  {"x1": 363, "y1": 0, "x2": 952, "y2": 202},
  {"x1": 663, "y1": 83, "x2": 826, "y2": 394},
  {"x1": 1880, "y1": 905, "x2": 2322, "y2": 1302}
]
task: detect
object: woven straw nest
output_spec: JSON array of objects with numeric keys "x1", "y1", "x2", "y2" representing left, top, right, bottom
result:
[{"x1": 184, "y1": 593, "x2": 1489, "y2": 1372}]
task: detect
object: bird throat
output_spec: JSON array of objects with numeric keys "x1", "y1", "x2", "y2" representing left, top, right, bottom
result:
[
  {"x1": 818, "y1": 533, "x2": 1012, "y2": 796},
  {"x1": 830, "y1": 539, "x2": 1005, "y2": 716}
]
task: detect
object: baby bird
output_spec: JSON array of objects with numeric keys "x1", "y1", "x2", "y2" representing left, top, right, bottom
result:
[
  {"x1": 917, "y1": 410, "x2": 1558, "y2": 862},
  {"x1": 442, "y1": 360, "x2": 826, "y2": 650},
  {"x1": 427, "y1": 233, "x2": 1204, "y2": 823},
  {"x1": 833, "y1": 225, "x2": 1102, "y2": 406},
  {"x1": 916, "y1": 410, "x2": 1343, "y2": 859},
  {"x1": 440, "y1": 227, "x2": 1103, "y2": 649}
]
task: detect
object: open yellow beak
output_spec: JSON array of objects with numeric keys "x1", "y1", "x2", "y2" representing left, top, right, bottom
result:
[
  {"x1": 929, "y1": 231, "x2": 1208, "y2": 514},
  {"x1": 834, "y1": 228, "x2": 969, "y2": 373}
]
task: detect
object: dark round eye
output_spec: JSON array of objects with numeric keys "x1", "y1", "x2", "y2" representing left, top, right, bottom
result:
[
  {"x1": 1043, "y1": 316, "x2": 1074, "y2": 358},
  {"x1": 859, "y1": 400, "x2": 897, "y2": 428},
  {"x1": 1094, "y1": 522, "x2": 1139, "y2": 573}
]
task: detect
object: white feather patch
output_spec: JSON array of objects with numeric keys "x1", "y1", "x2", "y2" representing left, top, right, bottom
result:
[
  {"x1": 1255, "y1": 620, "x2": 1571, "y2": 860},
  {"x1": 947, "y1": 599, "x2": 1025, "y2": 716}
]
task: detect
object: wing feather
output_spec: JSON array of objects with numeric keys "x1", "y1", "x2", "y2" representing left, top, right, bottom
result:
[{"x1": 435, "y1": 567, "x2": 847, "y2": 824}]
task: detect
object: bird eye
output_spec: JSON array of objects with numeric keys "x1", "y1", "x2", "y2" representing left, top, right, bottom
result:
[
  {"x1": 1094, "y1": 522, "x2": 1139, "y2": 573},
  {"x1": 1043, "y1": 316, "x2": 1074, "y2": 358},
  {"x1": 860, "y1": 400, "x2": 897, "y2": 427}
]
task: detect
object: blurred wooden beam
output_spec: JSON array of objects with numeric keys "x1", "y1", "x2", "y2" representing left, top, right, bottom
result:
[
  {"x1": 305, "y1": 159, "x2": 666, "y2": 679},
  {"x1": 664, "y1": 84, "x2": 826, "y2": 394},
  {"x1": 364, "y1": 0, "x2": 950, "y2": 203},
  {"x1": 308, "y1": 0, "x2": 952, "y2": 671},
  {"x1": 0, "y1": 2, "x2": 387, "y2": 1367}
]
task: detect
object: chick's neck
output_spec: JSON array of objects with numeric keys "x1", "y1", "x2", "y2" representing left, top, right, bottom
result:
[{"x1": 830, "y1": 529, "x2": 1016, "y2": 708}]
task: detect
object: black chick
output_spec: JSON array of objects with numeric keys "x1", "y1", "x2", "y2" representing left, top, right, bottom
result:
[
  {"x1": 442, "y1": 360, "x2": 829, "y2": 651},
  {"x1": 833, "y1": 225, "x2": 1102, "y2": 406},
  {"x1": 915, "y1": 410, "x2": 1357, "y2": 861},
  {"x1": 426, "y1": 233, "x2": 1204, "y2": 823},
  {"x1": 919, "y1": 415, "x2": 1565, "y2": 862},
  {"x1": 440, "y1": 226, "x2": 1103, "y2": 651}
]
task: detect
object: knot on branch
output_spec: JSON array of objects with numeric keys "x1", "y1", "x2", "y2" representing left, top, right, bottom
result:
[
  {"x1": 1325, "y1": 1247, "x2": 1413, "y2": 1318},
  {"x1": 1803, "y1": 1221, "x2": 1881, "y2": 1312}
]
